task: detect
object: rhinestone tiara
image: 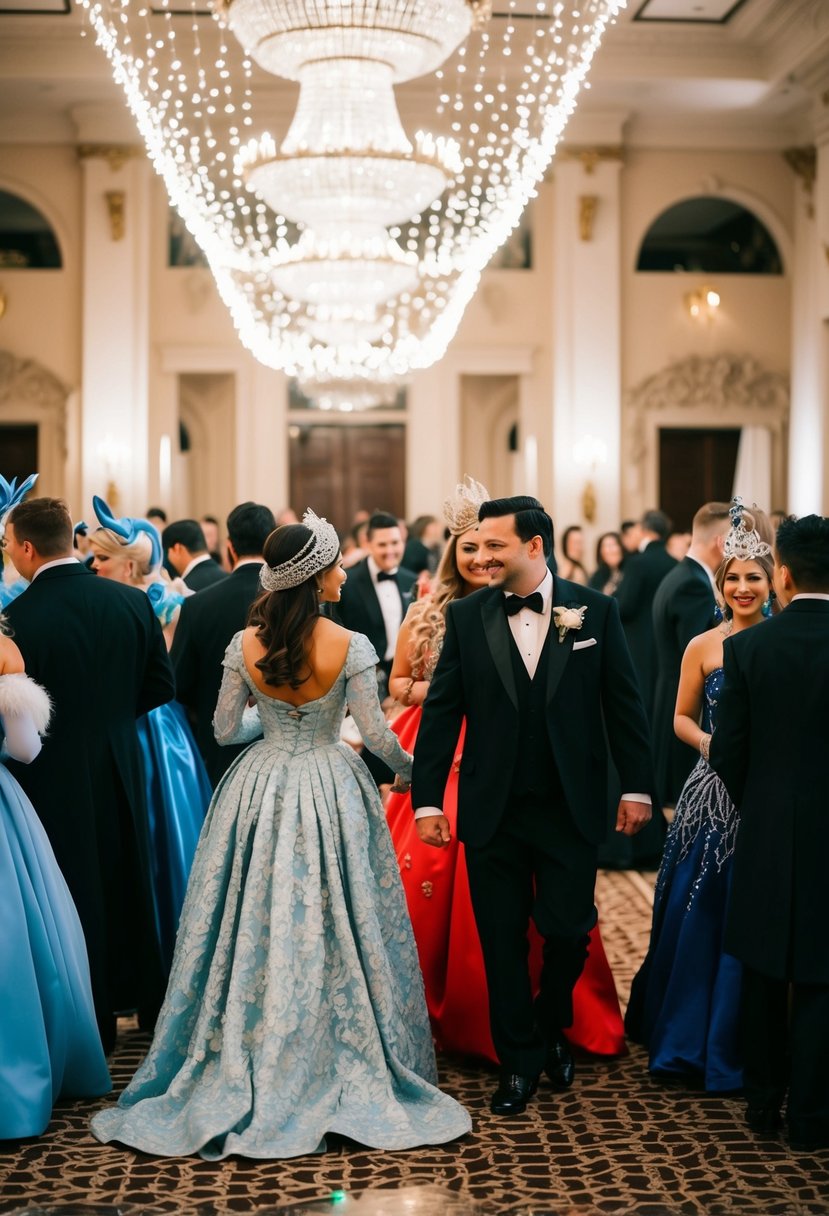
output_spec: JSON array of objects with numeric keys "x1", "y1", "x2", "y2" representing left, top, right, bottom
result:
[
  {"x1": 260, "y1": 508, "x2": 340, "y2": 592},
  {"x1": 442, "y1": 475, "x2": 490, "y2": 536},
  {"x1": 722, "y1": 497, "x2": 772, "y2": 563}
]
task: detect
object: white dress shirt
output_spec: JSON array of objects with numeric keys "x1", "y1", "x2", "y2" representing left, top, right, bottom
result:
[
  {"x1": 791, "y1": 593, "x2": 829, "y2": 601},
  {"x1": 32, "y1": 557, "x2": 82, "y2": 580},
  {"x1": 504, "y1": 568, "x2": 553, "y2": 679},
  {"x1": 368, "y1": 555, "x2": 403, "y2": 662}
]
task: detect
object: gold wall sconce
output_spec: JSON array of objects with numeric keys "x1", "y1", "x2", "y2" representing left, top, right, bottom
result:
[
  {"x1": 105, "y1": 190, "x2": 126, "y2": 241},
  {"x1": 684, "y1": 284, "x2": 721, "y2": 322},
  {"x1": 573, "y1": 434, "x2": 608, "y2": 524}
]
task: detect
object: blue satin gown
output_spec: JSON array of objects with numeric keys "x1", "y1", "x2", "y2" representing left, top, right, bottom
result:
[
  {"x1": 625, "y1": 667, "x2": 743, "y2": 1092},
  {"x1": 0, "y1": 688, "x2": 111, "y2": 1138},
  {"x1": 138, "y1": 582, "x2": 212, "y2": 968}
]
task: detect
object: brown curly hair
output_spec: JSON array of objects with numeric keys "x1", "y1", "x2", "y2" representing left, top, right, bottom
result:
[{"x1": 405, "y1": 534, "x2": 470, "y2": 677}]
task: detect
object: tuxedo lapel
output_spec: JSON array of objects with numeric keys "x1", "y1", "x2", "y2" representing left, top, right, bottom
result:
[
  {"x1": 481, "y1": 593, "x2": 518, "y2": 711},
  {"x1": 546, "y1": 575, "x2": 581, "y2": 705}
]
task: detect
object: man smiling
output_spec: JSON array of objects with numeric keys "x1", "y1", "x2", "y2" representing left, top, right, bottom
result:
[{"x1": 413, "y1": 494, "x2": 656, "y2": 1115}]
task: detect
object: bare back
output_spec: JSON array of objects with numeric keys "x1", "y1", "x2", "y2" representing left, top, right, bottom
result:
[{"x1": 241, "y1": 617, "x2": 353, "y2": 707}]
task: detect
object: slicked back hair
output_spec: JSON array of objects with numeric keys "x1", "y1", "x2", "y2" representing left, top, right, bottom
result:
[{"x1": 478, "y1": 495, "x2": 553, "y2": 559}]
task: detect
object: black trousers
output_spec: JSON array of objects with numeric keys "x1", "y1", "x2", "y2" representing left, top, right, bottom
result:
[
  {"x1": 465, "y1": 798, "x2": 597, "y2": 1076},
  {"x1": 740, "y1": 966, "x2": 829, "y2": 1142}
]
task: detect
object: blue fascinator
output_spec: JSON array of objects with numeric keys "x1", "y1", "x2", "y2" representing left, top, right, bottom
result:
[
  {"x1": 92, "y1": 495, "x2": 163, "y2": 569},
  {"x1": 0, "y1": 473, "x2": 38, "y2": 523}
]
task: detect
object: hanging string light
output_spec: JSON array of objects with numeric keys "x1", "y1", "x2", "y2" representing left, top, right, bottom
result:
[{"x1": 77, "y1": 0, "x2": 624, "y2": 383}]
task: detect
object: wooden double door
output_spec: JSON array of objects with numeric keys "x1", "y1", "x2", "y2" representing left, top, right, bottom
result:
[
  {"x1": 659, "y1": 427, "x2": 741, "y2": 533},
  {"x1": 289, "y1": 424, "x2": 405, "y2": 536}
]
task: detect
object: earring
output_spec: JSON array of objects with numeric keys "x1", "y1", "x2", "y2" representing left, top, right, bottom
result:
[{"x1": 316, "y1": 587, "x2": 323, "y2": 596}]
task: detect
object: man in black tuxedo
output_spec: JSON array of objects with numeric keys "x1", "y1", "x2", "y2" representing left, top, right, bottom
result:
[
  {"x1": 162, "y1": 518, "x2": 228, "y2": 591},
  {"x1": 4, "y1": 497, "x2": 174, "y2": 1052},
  {"x1": 334, "y1": 510, "x2": 418, "y2": 686},
  {"x1": 412, "y1": 496, "x2": 656, "y2": 1115},
  {"x1": 710, "y1": 514, "x2": 829, "y2": 1152},
  {"x1": 614, "y1": 508, "x2": 677, "y2": 718},
  {"x1": 652, "y1": 501, "x2": 730, "y2": 804},
  {"x1": 171, "y1": 501, "x2": 275, "y2": 786},
  {"x1": 333, "y1": 510, "x2": 418, "y2": 784}
]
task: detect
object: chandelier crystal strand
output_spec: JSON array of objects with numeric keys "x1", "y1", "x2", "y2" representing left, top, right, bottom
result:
[{"x1": 77, "y1": 0, "x2": 625, "y2": 382}]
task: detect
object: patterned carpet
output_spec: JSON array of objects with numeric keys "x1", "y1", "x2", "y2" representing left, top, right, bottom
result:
[{"x1": 2, "y1": 871, "x2": 828, "y2": 1216}]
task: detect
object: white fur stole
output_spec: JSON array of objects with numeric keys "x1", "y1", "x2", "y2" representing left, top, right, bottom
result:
[{"x1": 0, "y1": 673, "x2": 52, "y2": 736}]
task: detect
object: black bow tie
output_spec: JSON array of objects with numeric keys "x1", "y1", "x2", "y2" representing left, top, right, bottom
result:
[
  {"x1": 376, "y1": 570, "x2": 397, "y2": 583},
  {"x1": 504, "y1": 591, "x2": 543, "y2": 616}
]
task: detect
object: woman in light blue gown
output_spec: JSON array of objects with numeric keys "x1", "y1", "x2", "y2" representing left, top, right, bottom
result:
[
  {"x1": 0, "y1": 627, "x2": 111, "y2": 1138},
  {"x1": 88, "y1": 497, "x2": 212, "y2": 969},
  {"x1": 92, "y1": 511, "x2": 471, "y2": 1160}
]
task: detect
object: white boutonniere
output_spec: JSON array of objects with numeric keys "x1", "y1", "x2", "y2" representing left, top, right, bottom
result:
[{"x1": 552, "y1": 604, "x2": 587, "y2": 644}]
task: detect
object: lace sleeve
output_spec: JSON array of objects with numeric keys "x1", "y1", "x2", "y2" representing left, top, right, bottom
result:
[
  {"x1": 212, "y1": 634, "x2": 262, "y2": 746},
  {"x1": 345, "y1": 635, "x2": 412, "y2": 781}
]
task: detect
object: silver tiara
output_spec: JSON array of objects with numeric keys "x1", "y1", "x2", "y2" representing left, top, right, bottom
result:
[
  {"x1": 259, "y1": 508, "x2": 340, "y2": 592},
  {"x1": 442, "y1": 475, "x2": 490, "y2": 537},
  {"x1": 722, "y1": 497, "x2": 772, "y2": 563}
]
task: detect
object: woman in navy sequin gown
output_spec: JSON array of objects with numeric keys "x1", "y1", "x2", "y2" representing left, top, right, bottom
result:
[{"x1": 626, "y1": 505, "x2": 775, "y2": 1092}]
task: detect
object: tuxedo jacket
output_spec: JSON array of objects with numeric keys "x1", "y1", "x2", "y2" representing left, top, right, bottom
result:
[
  {"x1": 614, "y1": 541, "x2": 677, "y2": 716},
  {"x1": 5, "y1": 564, "x2": 174, "y2": 1011},
  {"x1": 183, "y1": 556, "x2": 228, "y2": 592},
  {"x1": 651, "y1": 556, "x2": 717, "y2": 803},
  {"x1": 171, "y1": 560, "x2": 263, "y2": 785},
  {"x1": 412, "y1": 578, "x2": 657, "y2": 850},
  {"x1": 333, "y1": 558, "x2": 417, "y2": 663},
  {"x1": 710, "y1": 598, "x2": 829, "y2": 985}
]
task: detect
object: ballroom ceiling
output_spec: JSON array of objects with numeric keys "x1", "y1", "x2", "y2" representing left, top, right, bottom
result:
[{"x1": 0, "y1": 0, "x2": 827, "y2": 151}]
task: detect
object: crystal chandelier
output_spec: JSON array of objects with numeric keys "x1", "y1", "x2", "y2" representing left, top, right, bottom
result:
[{"x1": 78, "y1": 0, "x2": 624, "y2": 381}]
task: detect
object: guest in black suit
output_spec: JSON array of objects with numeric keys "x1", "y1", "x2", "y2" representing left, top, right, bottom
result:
[
  {"x1": 412, "y1": 496, "x2": 656, "y2": 1115},
  {"x1": 162, "y1": 518, "x2": 228, "y2": 592},
  {"x1": 171, "y1": 501, "x2": 275, "y2": 786},
  {"x1": 4, "y1": 497, "x2": 174, "y2": 1052},
  {"x1": 614, "y1": 509, "x2": 677, "y2": 718},
  {"x1": 710, "y1": 514, "x2": 829, "y2": 1153},
  {"x1": 652, "y1": 502, "x2": 730, "y2": 804},
  {"x1": 333, "y1": 510, "x2": 418, "y2": 694}
]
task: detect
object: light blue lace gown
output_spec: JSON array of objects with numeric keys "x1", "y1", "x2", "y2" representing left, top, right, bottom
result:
[{"x1": 91, "y1": 631, "x2": 471, "y2": 1159}]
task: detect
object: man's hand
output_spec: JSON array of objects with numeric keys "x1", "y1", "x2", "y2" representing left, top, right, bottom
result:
[
  {"x1": 615, "y1": 799, "x2": 652, "y2": 836},
  {"x1": 416, "y1": 814, "x2": 452, "y2": 849}
]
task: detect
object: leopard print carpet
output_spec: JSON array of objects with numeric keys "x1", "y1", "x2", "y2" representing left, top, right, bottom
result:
[{"x1": 1, "y1": 872, "x2": 827, "y2": 1215}]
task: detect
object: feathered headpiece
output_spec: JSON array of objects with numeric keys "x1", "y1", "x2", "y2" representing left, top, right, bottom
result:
[
  {"x1": 92, "y1": 495, "x2": 163, "y2": 569},
  {"x1": 260, "y1": 508, "x2": 340, "y2": 592},
  {"x1": 442, "y1": 475, "x2": 490, "y2": 537},
  {"x1": 722, "y1": 497, "x2": 772, "y2": 563},
  {"x1": 0, "y1": 473, "x2": 38, "y2": 536}
]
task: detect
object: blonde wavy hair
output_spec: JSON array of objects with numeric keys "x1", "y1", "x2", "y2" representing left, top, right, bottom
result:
[
  {"x1": 90, "y1": 526, "x2": 157, "y2": 585},
  {"x1": 405, "y1": 532, "x2": 473, "y2": 678}
]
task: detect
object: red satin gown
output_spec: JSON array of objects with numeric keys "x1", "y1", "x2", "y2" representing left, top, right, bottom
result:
[{"x1": 386, "y1": 704, "x2": 626, "y2": 1060}]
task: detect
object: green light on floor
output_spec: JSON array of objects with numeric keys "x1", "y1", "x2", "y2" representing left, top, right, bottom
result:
[{"x1": 330, "y1": 1190, "x2": 347, "y2": 1205}]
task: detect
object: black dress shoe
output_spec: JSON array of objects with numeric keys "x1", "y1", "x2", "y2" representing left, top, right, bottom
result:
[
  {"x1": 544, "y1": 1034, "x2": 575, "y2": 1090},
  {"x1": 746, "y1": 1105, "x2": 782, "y2": 1135},
  {"x1": 788, "y1": 1124, "x2": 829, "y2": 1153},
  {"x1": 490, "y1": 1073, "x2": 538, "y2": 1116}
]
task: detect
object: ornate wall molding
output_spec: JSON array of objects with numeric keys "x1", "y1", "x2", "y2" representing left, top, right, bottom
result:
[
  {"x1": 0, "y1": 351, "x2": 70, "y2": 489},
  {"x1": 625, "y1": 353, "x2": 789, "y2": 510},
  {"x1": 0, "y1": 351, "x2": 68, "y2": 414}
]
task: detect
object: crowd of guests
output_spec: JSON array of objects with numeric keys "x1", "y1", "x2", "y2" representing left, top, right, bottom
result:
[{"x1": 0, "y1": 472, "x2": 827, "y2": 1160}]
